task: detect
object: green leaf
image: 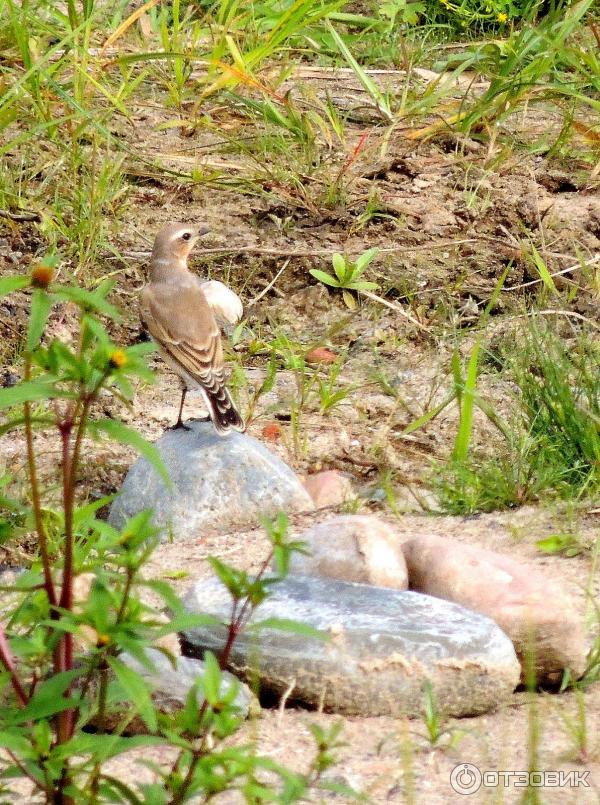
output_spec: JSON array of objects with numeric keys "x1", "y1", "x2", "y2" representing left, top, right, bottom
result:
[
  {"x1": 207, "y1": 556, "x2": 245, "y2": 598},
  {"x1": 73, "y1": 495, "x2": 115, "y2": 529},
  {"x1": 0, "y1": 414, "x2": 54, "y2": 436},
  {"x1": 201, "y1": 651, "x2": 222, "y2": 705},
  {"x1": 81, "y1": 314, "x2": 111, "y2": 348},
  {"x1": 353, "y1": 247, "x2": 379, "y2": 273},
  {"x1": 326, "y1": 23, "x2": 393, "y2": 121},
  {"x1": 176, "y1": 682, "x2": 203, "y2": 734},
  {"x1": 342, "y1": 290, "x2": 357, "y2": 309},
  {"x1": 0, "y1": 380, "x2": 58, "y2": 410},
  {"x1": 529, "y1": 243, "x2": 557, "y2": 294},
  {"x1": 309, "y1": 269, "x2": 339, "y2": 288},
  {"x1": 91, "y1": 420, "x2": 170, "y2": 485},
  {"x1": 536, "y1": 534, "x2": 581, "y2": 557},
  {"x1": 53, "y1": 732, "x2": 162, "y2": 762},
  {"x1": 257, "y1": 350, "x2": 277, "y2": 396},
  {"x1": 348, "y1": 280, "x2": 379, "y2": 291},
  {"x1": 452, "y1": 342, "x2": 480, "y2": 463},
  {"x1": 85, "y1": 578, "x2": 112, "y2": 634},
  {"x1": 536, "y1": 535, "x2": 565, "y2": 554},
  {"x1": 8, "y1": 671, "x2": 79, "y2": 725},
  {"x1": 331, "y1": 253, "x2": 347, "y2": 283},
  {"x1": 139, "y1": 579, "x2": 186, "y2": 616},
  {"x1": 482, "y1": 265, "x2": 509, "y2": 320},
  {"x1": 0, "y1": 729, "x2": 35, "y2": 757},
  {"x1": 249, "y1": 617, "x2": 328, "y2": 640},
  {"x1": 403, "y1": 392, "x2": 455, "y2": 434},
  {"x1": 0, "y1": 275, "x2": 30, "y2": 298},
  {"x1": 108, "y1": 657, "x2": 157, "y2": 732},
  {"x1": 451, "y1": 349, "x2": 463, "y2": 405},
  {"x1": 124, "y1": 341, "x2": 158, "y2": 358},
  {"x1": 27, "y1": 289, "x2": 53, "y2": 352},
  {"x1": 132, "y1": 781, "x2": 167, "y2": 805},
  {"x1": 153, "y1": 612, "x2": 221, "y2": 635},
  {"x1": 54, "y1": 286, "x2": 121, "y2": 320}
]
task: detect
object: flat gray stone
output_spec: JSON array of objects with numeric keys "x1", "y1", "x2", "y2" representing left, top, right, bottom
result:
[
  {"x1": 108, "y1": 421, "x2": 313, "y2": 539},
  {"x1": 181, "y1": 576, "x2": 520, "y2": 718},
  {"x1": 122, "y1": 649, "x2": 257, "y2": 717},
  {"x1": 94, "y1": 649, "x2": 257, "y2": 735}
]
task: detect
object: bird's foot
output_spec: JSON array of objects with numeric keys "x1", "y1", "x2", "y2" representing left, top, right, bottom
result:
[{"x1": 170, "y1": 419, "x2": 192, "y2": 431}]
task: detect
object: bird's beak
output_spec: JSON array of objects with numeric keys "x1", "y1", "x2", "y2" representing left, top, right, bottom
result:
[{"x1": 197, "y1": 225, "x2": 210, "y2": 237}]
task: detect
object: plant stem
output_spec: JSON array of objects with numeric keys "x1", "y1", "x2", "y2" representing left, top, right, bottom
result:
[
  {"x1": 169, "y1": 549, "x2": 275, "y2": 804},
  {"x1": 23, "y1": 354, "x2": 56, "y2": 607},
  {"x1": 56, "y1": 414, "x2": 74, "y2": 748},
  {"x1": 6, "y1": 749, "x2": 49, "y2": 794},
  {"x1": 115, "y1": 567, "x2": 134, "y2": 625},
  {"x1": 54, "y1": 379, "x2": 104, "y2": 782},
  {"x1": 0, "y1": 623, "x2": 28, "y2": 705}
]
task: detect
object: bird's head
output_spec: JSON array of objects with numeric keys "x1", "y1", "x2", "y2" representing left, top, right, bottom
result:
[{"x1": 151, "y1": 223, "x2": 210, "y2": 263}]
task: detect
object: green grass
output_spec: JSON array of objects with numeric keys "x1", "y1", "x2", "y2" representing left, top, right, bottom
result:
[
  {"x1": 1, "y1": 0, "x2": 596, "y2": 257},
  {"x1": 512, "y1": 324, "x2": 600, "y2": 492},
  {"x1": 435, "y1": 320, "x2": 600, "y2": 514}
]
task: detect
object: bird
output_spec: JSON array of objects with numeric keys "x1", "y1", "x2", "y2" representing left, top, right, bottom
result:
[{"x1": 140, "y1": 222, "x2": 245, "y2": 436}]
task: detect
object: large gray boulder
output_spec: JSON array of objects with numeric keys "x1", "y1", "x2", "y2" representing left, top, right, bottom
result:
[
  {"x1": 108, "y1": 421, "x2": 313, "y2": 539},
  {"x1": 181, "y1": 576, "x2": 520, "y2": 718}
]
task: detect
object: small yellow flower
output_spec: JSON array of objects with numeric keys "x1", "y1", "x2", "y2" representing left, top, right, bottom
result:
[
  {"x1": 96, "y1": 633, "x2": 111, "y2": 647},
  {"x1": 30, "y1": 264, "x2": 54, "y2": 289},
  {"x1": 497, "y1": 12, "x2": 508, "y2": 21},
  {"x1": 109, "y1": 349, "x2": 128, "y2": 369}
]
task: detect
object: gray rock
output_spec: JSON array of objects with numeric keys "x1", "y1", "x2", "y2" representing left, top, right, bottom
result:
[
  {"x1": 108, "y1": 420, "x2": 313, "y2": 539},
  {"x1": 181, "y1": 576, "x2": 520, "y2": 718},
  {"x1": 106, "y1": 649, "x2": 257, "y2": 734}
]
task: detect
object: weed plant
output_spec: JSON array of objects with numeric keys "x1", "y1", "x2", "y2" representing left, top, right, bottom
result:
[
  {"x1": 435, "y1": 321, "x2": 600, "y2": 514},
  {"x1": 0, "y1": 266, "x2": 353, "y2": 803}
]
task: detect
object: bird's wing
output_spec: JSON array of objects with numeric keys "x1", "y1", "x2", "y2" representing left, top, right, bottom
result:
[
  {"x1": 140, "y1": 282, "x2": 224, "y2": 383},
  {"x1": 199, "y1": 280, "x2": 243, "y2": 325}
]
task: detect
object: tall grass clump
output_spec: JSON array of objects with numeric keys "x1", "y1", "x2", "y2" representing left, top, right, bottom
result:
[
  {"x1": 0, "y1": 0, "x2": 137, "y2": 275},
  {"x1": 435, "y1": 321, "x2": 600, "y2": 514},
  {"x1": 511, "y1": 323, "x2": 600, "y2": 496}
]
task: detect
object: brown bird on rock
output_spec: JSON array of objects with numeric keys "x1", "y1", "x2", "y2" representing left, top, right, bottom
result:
[{"x1": 140, "y1": 222, "x2": 245, "y2": 435}]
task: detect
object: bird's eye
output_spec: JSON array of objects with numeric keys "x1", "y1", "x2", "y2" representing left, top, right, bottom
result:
[{"x1": 181, "y1": 232, "x2": 191, "y2": 241}]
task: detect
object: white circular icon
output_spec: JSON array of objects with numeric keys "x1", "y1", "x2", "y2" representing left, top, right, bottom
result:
[{"x1": 450, "y1": 763, "x2": 483, "y2": 795}]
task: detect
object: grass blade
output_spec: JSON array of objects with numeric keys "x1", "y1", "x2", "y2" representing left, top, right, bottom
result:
[{"x1": 326, "y1": 23, "x2": 393, "y2": 121}]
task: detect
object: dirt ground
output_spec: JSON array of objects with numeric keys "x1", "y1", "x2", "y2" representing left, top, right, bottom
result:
[{"x1": 1, "y1": 78, "x2": 600, "y2": 802}]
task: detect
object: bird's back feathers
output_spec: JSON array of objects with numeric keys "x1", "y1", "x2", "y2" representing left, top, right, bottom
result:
[{"x1": 141, "y1": 274, "x2": 244, "y2": 435}]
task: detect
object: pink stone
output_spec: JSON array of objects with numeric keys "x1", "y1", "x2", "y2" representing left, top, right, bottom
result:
[
  {"x1": 289, "y1": 515, "x2": 408, "y2": 589},
  {"x1": 303, "y1": 470, "x2": 353, "y2": 509},
  {"x1": 402, "y1": 534, "x2": 588, "y2": 684}
]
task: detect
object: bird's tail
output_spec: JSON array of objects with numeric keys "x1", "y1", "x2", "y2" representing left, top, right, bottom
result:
[{"x1": 201, "y1": 386, "x2": 245, "y2": 435}]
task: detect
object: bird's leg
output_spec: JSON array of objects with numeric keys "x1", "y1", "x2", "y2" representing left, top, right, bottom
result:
[{"x1": 172, "y1": 388, "x2": 191, "y2": 430}]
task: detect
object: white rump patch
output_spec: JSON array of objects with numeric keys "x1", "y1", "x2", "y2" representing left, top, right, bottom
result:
[{"x1": 200, "y1": 280, "x2": 244, "y2": 324}]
